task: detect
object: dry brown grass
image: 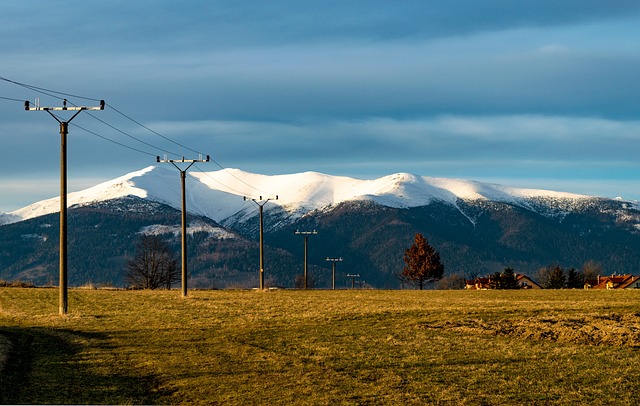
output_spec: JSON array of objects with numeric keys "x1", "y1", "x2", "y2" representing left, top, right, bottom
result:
[
  {"x1": 420, "y1": 312, "x2": 640, "y2": 346},
  {"x1": 0, "y1": 288, "x2": 639, "y2": 405}
]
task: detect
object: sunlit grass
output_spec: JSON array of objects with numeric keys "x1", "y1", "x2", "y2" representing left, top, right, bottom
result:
[{"x1": 1, "y1": 288, "x2": 639, "y2": 404}]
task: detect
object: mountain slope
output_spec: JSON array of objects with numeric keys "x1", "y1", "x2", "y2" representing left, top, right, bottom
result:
[
  {"x1": 0, "y1": 196, "x2": 302, "y2": 288},
  {"x1": 2, "y1": 167, "x2": 640, "y2": 288}
]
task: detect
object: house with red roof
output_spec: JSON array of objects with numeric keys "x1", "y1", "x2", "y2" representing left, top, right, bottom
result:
[
  {"x1": 465, "y1": 274, "x2": 541, "y2": 290},
  {"x1": 465, "y1": 277, "x2": 491, "y2": 290},
  {"x1": 585, "y1": 274, "x2": 640, "y2": 289},
  {"x1": 515, "y1": 274, "x2": 542, "y2": 289}
]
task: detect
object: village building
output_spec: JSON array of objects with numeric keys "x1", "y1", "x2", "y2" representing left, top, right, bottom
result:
[
  {"x1": 585, "y1": 274, "x2": 640, "y2": 289},
  {"x1": 516, "y1": 274, "x2": 542, "y2": 289},
  {"x1": 465, "y1": 277, "x2": 491, "y2": 290},
  {"x1": 465, "y1": 274, "x2": 541, "y2": 290}
]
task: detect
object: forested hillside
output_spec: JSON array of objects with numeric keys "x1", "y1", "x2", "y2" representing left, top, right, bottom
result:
[{"x1": 2, "y1": 195, "x2": 640, "y2": 288}]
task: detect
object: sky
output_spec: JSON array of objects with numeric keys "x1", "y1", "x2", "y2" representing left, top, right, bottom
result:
[{"x1": 1, "y1": 0, "x2": 640, "y2": 211}]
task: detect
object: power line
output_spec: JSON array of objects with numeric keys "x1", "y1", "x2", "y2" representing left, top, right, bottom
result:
[
  {"x1": 325, "y1": 257, "x2": 343, "y2": 290},
  {"x1": 295, "y1": 230, "x2": 318, "y2": 289},
  {"x1": 190, "y1": 165, "x2": 249, "y2": 196},
  {"x1": 84, "y1": 111, "x2": 181, "y2": 156},
  {"x1": 245, "y1": 195, "x2": 279, "y2": 291},
  {"x1": 40, "y1": 97, "x2": 182, "y2": 157},
  {"x1": 21, "y1": 96, "x2": 167, "y2": 157},
  {"x1": 195, "y1": 160, "x2": 277, "y2": 197},
  {"x1": 16, "y1": 87, "x2": 282, "y2": 210},
  {"x1": 3, "y1": 75, "x2": 211, "y2": 159},
  {"x1": 2, "y1": 76, "x2": 61, "y2": 100},
  {"x1": 0, "y1": 95, "x2": 25, "y2": 103},
  {"x1": 192, "y1": 163, "x2": 280, "y2": 199},
  {"x1": 0, "y1": 75, "x2": 101, "y2": 102},
  {"x1": 157, "y1": 155, "x2": 210, "y2": 298},
  {"x1": 1, "y1": 76, "x2": 197, "y2": 156},
  {"x1": 36, "y1": 96, "x2": 196, "y2": 160},
  {"x1": 106, "y1": 102, "x2": 204, "y2": 156},
  {"x1": 25, "y1": 98, "x2": 105, "y2": 316},
  {"x1": 24, "y1": 101, "x2": 164, "y2": 157},
  {"x1": 71, "y1": 122, "x2": 158, "y2": 157},
  {"x1": 3, "y1": 75, "x2": 279, "y2": 199}
]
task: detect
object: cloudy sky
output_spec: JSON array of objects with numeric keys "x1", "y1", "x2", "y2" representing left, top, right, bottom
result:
[{"x1": 1, "y1": 1, "x2": 640, "y2": 211}]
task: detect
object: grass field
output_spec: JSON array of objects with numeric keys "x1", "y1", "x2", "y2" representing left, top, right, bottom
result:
[{"x1": 1, "y1": 288, "x2": 639, "y2": 405}]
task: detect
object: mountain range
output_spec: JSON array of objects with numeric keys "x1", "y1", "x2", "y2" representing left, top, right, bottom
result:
[{"x1": 2, "y1": 166, "x2": 639, "y2": 288}]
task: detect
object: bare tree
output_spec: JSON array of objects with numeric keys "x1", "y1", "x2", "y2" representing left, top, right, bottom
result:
[
  {"x1": 582, "y1": 260, "x2": 602, "y2": 282},
  {"x1": 537, "y1": 265, "x2": 566, "y2": 289},
  {"x1": 126, "y1": 235, "x2": 179, "y2": 289},
  {"x1": 294, "y1": 273, "x2": 315, "y2": 289},
  {"x1": 394, "y1": 271, "x2": 410, "y2": 289},
  {"x1": 436, "y1": 273, "x2": 466, "y2": 290}
]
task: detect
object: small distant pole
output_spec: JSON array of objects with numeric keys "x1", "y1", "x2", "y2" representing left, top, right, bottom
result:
[
  {"x1": 346, "y1": 273, "x2": 360, "y2": 290},
  {"x1": 157, "y1": 155, "x2": 210, "y2": 298},
  {"x1": 325, "y1": 257, "x2": 343, "y2": 290},
  {"x1": 25, "y1": 98, "x2": 105, "y2": 315},
  {"x1": 244, "y1": 195, "x2": 278, "y2": 290},
  {"x1": 295, "y1": 230, "x2": 318, "y2": 289}
]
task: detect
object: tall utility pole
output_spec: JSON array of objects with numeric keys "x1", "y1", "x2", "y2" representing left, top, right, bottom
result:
[
  {"x1": 157, "y1": 155, "x2": 209, "y2": 298},
  {"x1": 294, "y1": 230, "x2": 318, "y2": 289},
  {"x1": 244, "y1": 195, "x2": 278, "y2": 290},
  {"x1": 347, "y1": 273, "x2": 360, "y2": 290},
  {"x1": 25, "y1": 98, "x2": 104, "y2": 315},
  {"x1": 325, "y1": 257, "x2": 343, "y2": 290}
]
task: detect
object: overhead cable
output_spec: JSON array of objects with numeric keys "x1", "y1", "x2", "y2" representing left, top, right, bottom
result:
[
  {"x1": 0, "y1": 95, "x2": 26, "y2": 103},
  {"x1": 71, "y1": 122, "x2": 158, "y2": 157},
  {"x1": 84, "y1": 111, "x2": 181, "y2": 157},
  {"x1": 0, "y1": 75, "x2": 101, "y2": 102},
  {"x1": 2, "y1": 75, "x2": 275, "y2": 197},
  {"x1": 106, "y1": 102, "x2": 204, "y2": 156}
]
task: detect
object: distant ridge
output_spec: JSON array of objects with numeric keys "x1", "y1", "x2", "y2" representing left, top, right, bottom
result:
[
  {"x1": 2, "y1": 167, "x2": 640, "y2": 288},
  {"x1": 2, "y1": 166, "x2": 604, "y2": 227}
]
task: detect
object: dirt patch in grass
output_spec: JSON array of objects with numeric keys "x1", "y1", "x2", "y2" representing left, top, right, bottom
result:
[{"x1": 420, "y1": 312, "x2": 640, "y2": 347}]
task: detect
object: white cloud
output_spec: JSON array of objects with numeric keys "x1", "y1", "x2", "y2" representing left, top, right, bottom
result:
[{"x1": 2, "y1": 2, "x2": 640, "y2": 209}]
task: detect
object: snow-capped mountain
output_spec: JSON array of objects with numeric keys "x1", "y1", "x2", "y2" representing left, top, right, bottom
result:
[
  {"x1": 1, "y1": 165, "x2": 604, "y2": 227},
  {"x1": 2, "y1": 166, "x2": 640, "y2": 288}
]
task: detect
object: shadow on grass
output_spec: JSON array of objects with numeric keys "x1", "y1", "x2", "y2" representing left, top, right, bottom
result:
[{"x1": 0, "y1": 327, "x2": 169, "y2": 405}]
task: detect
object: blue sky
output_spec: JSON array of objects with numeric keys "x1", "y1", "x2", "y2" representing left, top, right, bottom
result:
[{"x1": 1, "y1": 1, "x2": 640, "y2": 211}]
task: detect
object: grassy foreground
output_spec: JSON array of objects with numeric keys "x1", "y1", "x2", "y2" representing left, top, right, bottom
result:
[{"x1": 0, "y1": 288, "x2": 639, "y2": 405}]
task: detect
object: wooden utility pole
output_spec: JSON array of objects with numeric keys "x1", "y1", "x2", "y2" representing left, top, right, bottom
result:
[
  {"x1": 347, "y1": 273, "x2": 360, "y2": 290},
  {"x1": 244, "y1": 196, "x2": 278, "y2": 290},
  {"x1": 25, "y1": 98, "x2": 105, "y2": 315},
  {"x1": 157, "y1": 155, "x2": 209, "y2": 298},
  {"x1": 325, "y1": 257, "x2": 343, "y2": 290},
  {"x1": 295, "y1": 230, "x2": 318, "y2": 289}
]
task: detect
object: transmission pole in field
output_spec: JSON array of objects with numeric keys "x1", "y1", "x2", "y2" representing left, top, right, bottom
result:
[
  {"x1": 295, "y1": 230, "x2": 318, "y2": 289},
  {"x1": 244, "y1": 195, "x2": 278, "y2": 290},
  {"x1": 25, "y1": 98, "x2": 105, "y2": 315},
  {"x1": 346, "y1": 273, "x2": 360, "y2": 290},
  {"x1": 157, "y1": 155, "x2": 209, "y2": 298},
  {"x1": 325, "y1": 257, "x2": 343, "y2": 290}
]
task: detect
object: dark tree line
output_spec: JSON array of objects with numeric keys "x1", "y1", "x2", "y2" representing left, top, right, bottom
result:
[
  {"x1": 488, "y1": 267, "x2": 520, "y2": 289},
  {"x1": 536, "y1": 262, "x2": 602, "y2": 289}
]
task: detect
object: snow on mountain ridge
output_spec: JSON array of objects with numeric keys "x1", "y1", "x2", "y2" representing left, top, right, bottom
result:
[
  {"x1": 4, "y1": 166, "x2": 596, "y2": 226},
  {"x1": 139, "y1": 220, "x2": 235, "y2": 239},
  {"x1": 9, "y1": 167, "x2": 153, "y2": 221}
]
